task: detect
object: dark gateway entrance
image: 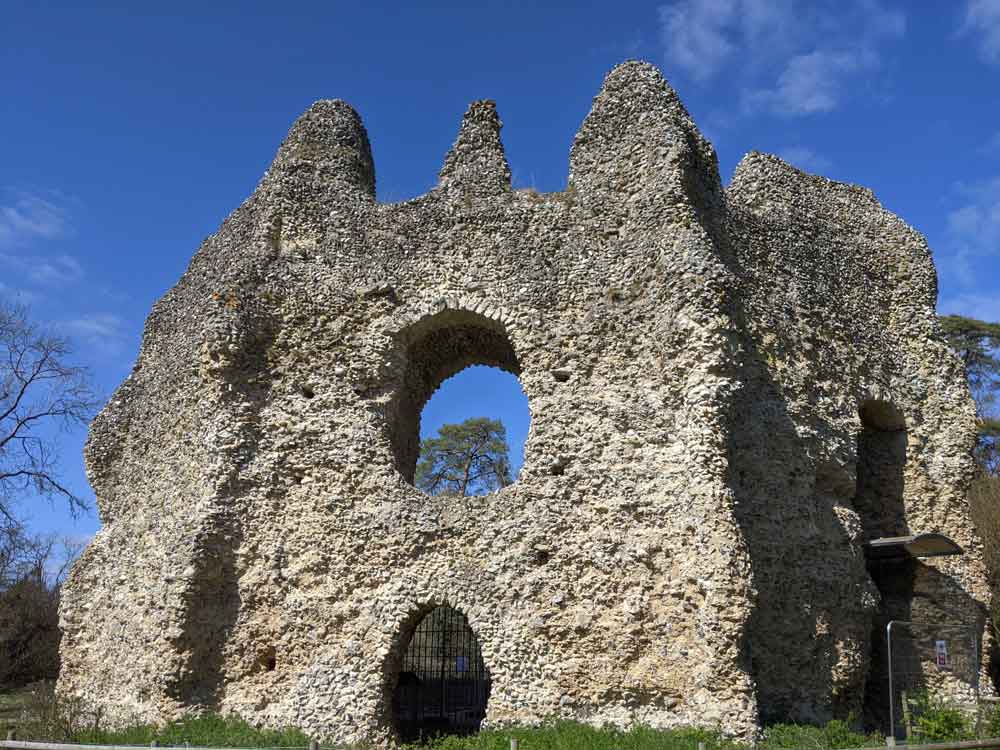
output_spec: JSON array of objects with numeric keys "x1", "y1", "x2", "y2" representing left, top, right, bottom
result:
[{"x1": 393, "y1": 605, "x2": 491, "y2": 742}]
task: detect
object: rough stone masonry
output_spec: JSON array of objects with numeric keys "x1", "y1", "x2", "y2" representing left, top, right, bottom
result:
[{"x1": 58, "y1": 60, "x2": 990, "y2": 744}]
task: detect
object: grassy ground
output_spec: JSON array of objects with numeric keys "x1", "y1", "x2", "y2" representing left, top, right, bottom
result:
[
  {"x1": 70, "y1": 714, "x2": 312, "y2": 747},
  {"x1": 0, "y1": 684, "x2": 35, "y2": 731},
  {"x1": 0, "y1": 684, "x2": 961, "y2": 750},
  {"x1": 7, "y1": 709, "x2": 886, "y2": 750},
  {"x1": 410, "y1": 720, "x2": 884, "y2": 750}
]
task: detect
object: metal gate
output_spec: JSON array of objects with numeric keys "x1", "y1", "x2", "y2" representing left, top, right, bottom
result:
[{"x1": 392, "y1": 605, "x2": 491, "y2": 743}]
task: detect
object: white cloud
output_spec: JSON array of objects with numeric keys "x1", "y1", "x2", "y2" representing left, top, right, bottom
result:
[
  {"x1": 0, "y1": 191, "x2": 71, "y2": 248},
  {"x1": 777, "y1": 146, "x2": 833, "y2": 173},
  {"x1": 64, "y1": 313, "x2": 128, "y2": 355},
  {"x1": 659, "y1": 0, "x2": 906, "y2": 116},
  {"x1": 658, "y1": 0, "x2": 805, "y2": 82},
  {"x1": 659, "y1": 0, "x2": 740, "y2": 82},
  {"x1": 960, "y1": 0, "x2": 1000, "y2": 64},
  {"x1": 939, "y1": 293, "x2": 1000, "y2": 323},
  {"x1": 746, "y1": 49, "x2": 878, "y2": 115},
  {"x1": 0, "y1": 252, "x2": 84, "y2": 286},
  {"x1": 937, "y1": 176, "x2": 1000, "y2": 291},
  {"x1": 947, "y1": 177, "x2": 1000, "y2": 250},
  {"x1": 0, "y1": 189, "x2": 83, "y2": 289},
  {"x1": 65, "y1": 313, "x2": 124, "y2": 340}
]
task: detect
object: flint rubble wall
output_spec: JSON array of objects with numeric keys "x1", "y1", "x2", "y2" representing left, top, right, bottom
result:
[{"x1": 58, "y1": 61, "x2": 986, "y2": 744}]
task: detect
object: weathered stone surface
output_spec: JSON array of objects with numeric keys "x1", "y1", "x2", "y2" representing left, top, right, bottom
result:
[{"x1": 58, "y1": 60, "x2": 988, "y2": 744}]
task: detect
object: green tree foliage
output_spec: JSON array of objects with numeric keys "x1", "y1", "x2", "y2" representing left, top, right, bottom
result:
[
  {"x1": 415, "y1": 417, "x2": 512, "y2": 496},
  {"x1": 946, "y1": 315, "x2": 1000, "y2": 669},
  {"x1": 940, "y1": 314, "x2": 1000, "y2": 474}
]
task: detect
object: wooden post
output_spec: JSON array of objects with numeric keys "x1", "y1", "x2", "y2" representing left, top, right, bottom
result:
[
  {"x1": 901, "y1": 690, "x2": 912, "y2": 741},
  {"x1": 510, "y1": 739, "x2": 519, "y2": 750},
  {"x1": 310, "y1": 740, "x2": 320, "y2": 750}
]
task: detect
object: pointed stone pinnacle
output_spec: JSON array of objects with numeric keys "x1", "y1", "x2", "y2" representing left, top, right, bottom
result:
[
  {"x1": 438, "y1": 100, "x2": 512, "y2": 197},
  {"x1": 272, "y1": 99, "x2": 376, "y2": 199}
]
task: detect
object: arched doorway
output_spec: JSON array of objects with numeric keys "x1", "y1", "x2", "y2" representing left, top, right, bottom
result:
[{"x1": 392, "y1": 605, "x2": 491, "y2": 742}]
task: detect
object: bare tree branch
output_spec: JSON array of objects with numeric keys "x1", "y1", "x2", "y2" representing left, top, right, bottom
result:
[{"x1": 0, "y1": 300, "x2": 98, "y2": 523}]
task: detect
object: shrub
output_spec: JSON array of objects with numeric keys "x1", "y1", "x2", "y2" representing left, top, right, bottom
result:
[
  {"x1": 761, "y1": 718, "x2": 880, "y2": 750},
  {"x1": 908, "y1": 693, "x2": 973, "y2": 742}
]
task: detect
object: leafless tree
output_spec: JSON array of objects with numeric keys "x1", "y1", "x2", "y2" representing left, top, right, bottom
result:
[
  {"x1": 0, "y1": 300, "x2": 95, "y2": 686},
  {"x1": 1, "y1": 300, "x2": 97, "y2": 527}
]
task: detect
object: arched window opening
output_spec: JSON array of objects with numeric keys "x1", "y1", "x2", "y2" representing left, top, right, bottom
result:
[
  {"x1": 391, "y1": 606, "x2": 491, "y2": 743},
  {"x1": 389, "y1": 309, "x2": 529, "y2": 493}
]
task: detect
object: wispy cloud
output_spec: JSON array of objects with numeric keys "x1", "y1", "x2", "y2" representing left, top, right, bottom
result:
[
  {"x1": 939, "y1": 292, "x2": 1000, "y2": 323},
  {"x1": 659, "y1": 0, "x2": 906, "y2": 116},
  {"x1": 0, "y1": 252, "x2": 84, "y2": 286},
  {"x1": 659, "y1": 0, "x2": 739, "y2": 83},
  {"x1": 0, "y1": 281, "x2": 41, "y2": 305},
  {"x1": 937, "y1": 176, "x2": 1000, "y2": 289},
  {"x1": 0, "y1": 190, "x2": 72, "y2": 247},
  {"x1": 64, "y1": 313, "x2": 128, "y2": 355},
  {"x1": 64, "y1": 313, "x2": 125, "y2": 341},
  {"x1": 745, "y1": 49, "x2": 882, "y2": 115},
  {"x1": 0, "y1": 189, "x2": 84, "y2": 290},
  {"x1": 960, "y1": 0, "x2": 1000, "y2": 64},
  {"x1": 777, "y1": 146, "x2": 833, "y2": 173},
  {"x1": 948, "y1": 176, "x2": 1000, "y2": 249}
]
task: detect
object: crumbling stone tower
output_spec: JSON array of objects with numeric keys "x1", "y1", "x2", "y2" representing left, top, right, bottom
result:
[{"x1": 59, "y1": 61, "x2": 989, "y2": 744}]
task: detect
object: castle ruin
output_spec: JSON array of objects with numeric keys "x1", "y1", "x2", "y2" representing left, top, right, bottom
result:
[{"x1": 59, "y1": 61, "x2": 990, "y2": 744}]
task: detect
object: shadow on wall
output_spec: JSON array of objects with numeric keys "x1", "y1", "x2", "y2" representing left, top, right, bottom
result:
[
  {"x1": 857, "y1": 400, "x2": 911, "y2": 731},
  {"x1": 727, "y1": 323, "x2": 985, "y2": 732},
  {"x1": 165, "y1": 542, "x2": 241, "y2": 707},
  {"x1": 855, "y1": 401, "x2": 908, "y2": 540},
  {"x1": 856, "y1": 401, "x2": 985, "y2": 735},
  {"x1": 727, "y1": 328, "x2": 871, "y2": 725},
  {"x1": 165, "y1": 303, "x2": 279, "y2": 709}
]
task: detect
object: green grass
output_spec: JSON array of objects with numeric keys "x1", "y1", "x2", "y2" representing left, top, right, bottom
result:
[
  {"x1": 17, "y1": 709, "x2": 311, "y2": 747},
  {"x1": 406, "y1": 722, "x2": 739, "y2": 750},
  {"x1": 405, "y1": 719, "x2": 884, "y2": 750},
  {"x1": 0, "y1": 685, "x2": 35, "y2": 728},
  {"x1": 72, "y1": 714, "x2": 312, "y2": 747},
  {"x1": 9, "y1": 713, "x2": 888, "y2": 750}
]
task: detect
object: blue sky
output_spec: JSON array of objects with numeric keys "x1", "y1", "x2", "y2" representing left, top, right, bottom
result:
[{"x1": 2, "y1": 1, "x2": 999, "y2": 540}]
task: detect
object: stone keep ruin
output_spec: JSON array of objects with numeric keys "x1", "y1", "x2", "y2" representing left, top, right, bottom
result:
[{"x1": 59, "y1": 61, "x2": 990, "y2": 744}]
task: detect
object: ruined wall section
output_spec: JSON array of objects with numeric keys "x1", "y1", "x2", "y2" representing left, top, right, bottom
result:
[
  {"x1": 60, "y1": 62, "x2": 760, "y2": 743},
  {"x1": 58, "y1": 194, "x2": 273, "y2": 719},
  {"x1": 725, "y1": 153, "x2": 986, "y2": 722},
  {"x1": 210, "y1": 64, "x2": 758, "y2": 740},
  {"x1": 59, "y1": 101, "x2": 377, "y2": 719}
]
